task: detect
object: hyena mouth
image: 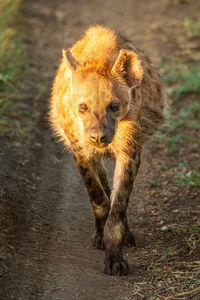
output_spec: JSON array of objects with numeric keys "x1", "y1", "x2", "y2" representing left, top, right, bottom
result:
[{"x1": 92, "y1": 140, "x2": 112, "y2": 149}]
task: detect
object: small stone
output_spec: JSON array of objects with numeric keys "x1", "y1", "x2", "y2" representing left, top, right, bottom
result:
[{"x1": 161, "y1": 225, "x2": 169, "y2": 231}]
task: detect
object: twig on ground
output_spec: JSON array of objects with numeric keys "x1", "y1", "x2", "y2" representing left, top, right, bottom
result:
[{"x1": 166, "y1": 286, "x2": 200, "y2": 299}]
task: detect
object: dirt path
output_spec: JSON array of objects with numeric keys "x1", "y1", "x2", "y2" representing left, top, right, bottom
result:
[{"x1": 1, "y1": 0, "x2": 199, "y2": 299}]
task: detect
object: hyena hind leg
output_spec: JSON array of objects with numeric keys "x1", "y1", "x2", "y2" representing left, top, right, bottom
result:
[
  {"x1": 92, "y1": 218, "x2": 105, "y2": 250},
  {"x1": 92, "y1": 161, "x2": 111, "y2": 250},
  {"x1": 97, "y1": 161, "x2": 111, "y2": 198},
  {"x1": 74, "y1": 152, "x2": 110, "y2": 250},
  {"x1": 123, "y1": 220, "x2": 137, "y2": 247},
  {"x1": 123, "y1": 154, "x2": 141, "y2": 248}
]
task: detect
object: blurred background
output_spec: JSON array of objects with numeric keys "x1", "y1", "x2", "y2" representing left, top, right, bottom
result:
[{"x1": 0, "y1": 0, "x2": 200, "y2": 299}]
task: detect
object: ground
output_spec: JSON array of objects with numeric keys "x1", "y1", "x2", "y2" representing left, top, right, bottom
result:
[{"x1": 0, "y1": 0, "x2": 200, "y2": 299}]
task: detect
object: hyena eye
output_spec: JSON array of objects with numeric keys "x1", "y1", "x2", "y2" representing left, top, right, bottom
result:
[
  {"x1": 79, "y1": 103, "x2": 88, "y2": 112},
  {"x1": 109, "y1": 103, "x2": 119, "y2": 112}
]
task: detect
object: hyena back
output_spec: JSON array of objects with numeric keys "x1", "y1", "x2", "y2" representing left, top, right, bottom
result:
[{"x1": 50, "y1": 25, "x2": 166, "y2": 276}]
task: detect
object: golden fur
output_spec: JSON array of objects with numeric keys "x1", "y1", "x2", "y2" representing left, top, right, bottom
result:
[
  {"x1": 49, "y1": 25, "x2": 166, "y2": 159},
  {"x1": 49, "y1": 25, "x2": 167, "y2": 276}
]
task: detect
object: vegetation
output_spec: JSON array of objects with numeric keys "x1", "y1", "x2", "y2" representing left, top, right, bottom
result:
[
  {"x1": 157, "y1": 16, "x2": 200, "y2": 189},
  {"x1": 0, "y1": 2, "x2": 199, "y2": 299},
  {"x1": 163, "y1": 63, "x2": 200, "y2": 95},
  {"x1": 161, "y1": 17, "x2": 200, "y2": 94},
  {"x1": 0, "y1": 0, "x2": 24, "y2": 136},
  {"x1": 156, "y1": 99, "x2": 200, "y2": 188}
]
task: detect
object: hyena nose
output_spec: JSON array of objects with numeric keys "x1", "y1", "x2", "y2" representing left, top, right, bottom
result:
[{"x1": 90, "y1": 131, "x2": 107, "y2": 144}]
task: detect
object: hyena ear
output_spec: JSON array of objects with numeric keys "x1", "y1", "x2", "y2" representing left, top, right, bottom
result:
[
  {"x1": 62, "y1": 49, "x2": 80, "y2": 71},
  {"x1": 111, "y1": 49, "x2": 143, "y2": 88}
]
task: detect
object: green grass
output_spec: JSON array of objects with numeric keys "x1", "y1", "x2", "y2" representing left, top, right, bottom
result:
[
  {"x1": 35, "y1": 83, "x2": 48, "y2": 101},
  {"x1": 156, "y1": 100, "x2": 200, "y2": 187},
  {"x1": 176, "y1": 168, "x2": 200, "y2": 188},
  {"x1": 156, "y1": 101, "x2": 200, "y2": 154},
  {"x1": 164, "y1": 164, "x2": 200, "y2": 188},
  {"x1": 169, "y1": 102, "x2": 200, "y2": 132},
  {"x1": 180, "y1": 220, "x2": 200, "y2": 235},
  {"x1": 0, "y1": 0, "x2": 24, "y2": 80},
  {"x1": 0, "y1": 0, "x2": 24, "y2": 135},
  {"x1": 168, "y1": 102, "x2": 199, "y2": 131},
  {"x1": 161, "y1": 16, "x2": 200, "y2": 96},
  {"x1": 162, "y1": 63, "x2": 200, "y2": 96},
  {"x1": 185, "y1": 18, "x2": 200, "y2": 38},
  {"x1": 147, "y1": 181, "x2": 161, "y2": 188},
  {"x1": 157, "y1": 107, "x2": 200, "y2": 185}
]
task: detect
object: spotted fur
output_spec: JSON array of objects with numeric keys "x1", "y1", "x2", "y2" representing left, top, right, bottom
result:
[{"x1": 49, "y1": 25, "x2": 166, "y2": 276}]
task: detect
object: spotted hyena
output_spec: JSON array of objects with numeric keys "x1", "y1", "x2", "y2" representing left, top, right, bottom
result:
[{"x1": 49, "y1": 25, "x2": 166, "y2": 276}]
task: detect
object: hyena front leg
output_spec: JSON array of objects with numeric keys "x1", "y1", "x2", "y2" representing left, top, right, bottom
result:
[
  {"x1": 104, "y1": 151, "x2": 140, "y2": 275},
  {"x1": 73, "y1": 152, "x2": 110, "y2": 249},
  {"x1": 97, "y1": 161, "x2": 136, "y2": 247}
]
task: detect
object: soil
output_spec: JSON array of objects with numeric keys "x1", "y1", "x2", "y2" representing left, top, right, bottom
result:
[{"x1": 0, "y1": 0, "x2": 199, "y2": 299}]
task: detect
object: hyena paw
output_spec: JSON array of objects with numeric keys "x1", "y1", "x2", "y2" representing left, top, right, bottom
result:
[
  {"x1": 104, "y1": 251, "x2": 129, "y2": 276},
  {"x1": 123, "y1": 230, "x2": 137, "y2": 247},
  {"x1": 92, "y1": 232, "x2": 105, "y2": 250}
]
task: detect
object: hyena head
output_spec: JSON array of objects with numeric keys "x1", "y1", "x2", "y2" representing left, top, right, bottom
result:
[{"x1": 64, "y1": 49, "x2": 143, "y2": 148}]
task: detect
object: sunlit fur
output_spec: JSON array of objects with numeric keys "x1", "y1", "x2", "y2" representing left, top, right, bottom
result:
[
  {"x1": 49, "y1": 25, "x2": 166, "y2": 161},
  {"x1": 49, "y1": 25, "x2": 166, "y2": 276}
]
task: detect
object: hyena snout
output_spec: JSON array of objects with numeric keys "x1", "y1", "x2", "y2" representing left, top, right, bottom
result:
[{"x1": 89, "y1": 127, "x2": 111, "y2": 148}]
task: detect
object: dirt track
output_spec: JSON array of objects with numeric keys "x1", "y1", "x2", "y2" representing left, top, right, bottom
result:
[{"x1": 1, "y1": 1, "x2": 200, "y2": 299}]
